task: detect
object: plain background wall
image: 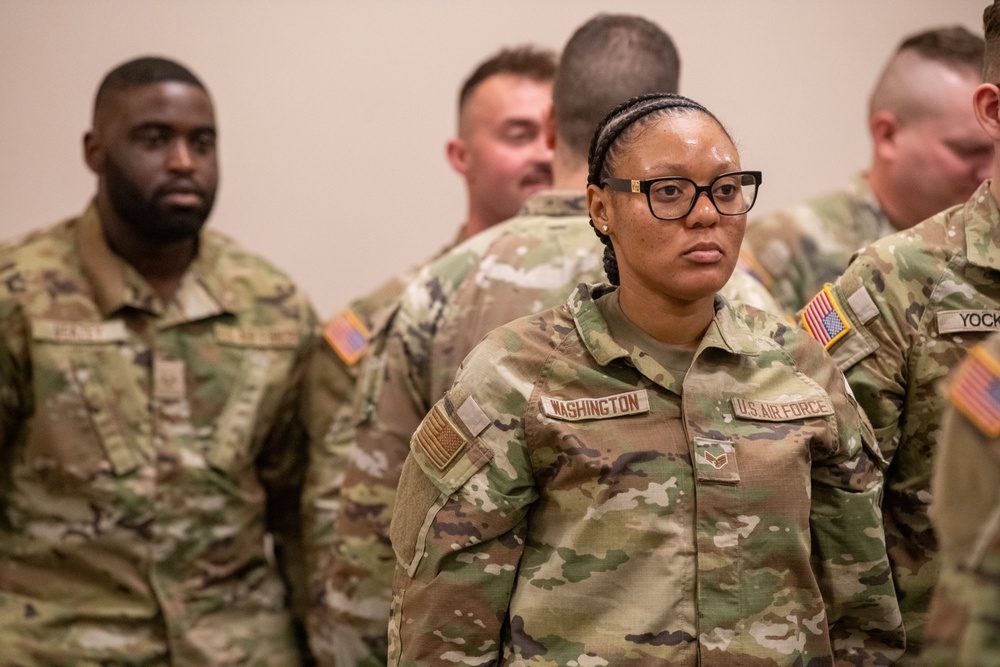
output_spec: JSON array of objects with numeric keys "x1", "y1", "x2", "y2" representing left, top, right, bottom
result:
[{"x1": 0, "y1": 0, "x2": 986, "y2": 316}]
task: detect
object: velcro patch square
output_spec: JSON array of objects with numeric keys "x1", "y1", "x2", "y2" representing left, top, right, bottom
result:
[
  {"x1": 694, "y1": 438, "x2": 740, "y2": 484},
  {"x1": 950, "y1": 346, "x2": 1000, "y2": 437},
  {"x1": 802, "y1": 285, "x2": 851, "y2": 349},
  {"x1": 413, "y1": 403, "x2": 467, "y2": 471},
  {"x1": 324, "y1": 309, "x2": 371, "y2": 365}
]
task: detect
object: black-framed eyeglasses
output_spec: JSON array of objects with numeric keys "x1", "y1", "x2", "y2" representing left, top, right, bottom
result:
[{"x1": 602, "y1": 171, "x2": 762, "y2": 220}]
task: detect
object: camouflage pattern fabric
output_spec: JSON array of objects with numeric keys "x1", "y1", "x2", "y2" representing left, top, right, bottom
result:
[
  {"x1": 388, "y1": 283, "x2": 902, "y2": 666},
  {"x1": 304, "y1": 244, "x2": 477, "y2": 666},
  {"x1": 744, "y1": 173, "x2": 895, "y2": 313},
  {"x1": 313, "y1": 191, "x2": 788, "y2": 665},
  {"x1": 0, "y1": 204, "x2": 318, "y2": 665},
  {"x1": 803, "y1": 180, "x2": 1000, "y2": 660},
  {"x1": 923, "y1": 333, "x2": 1000, "y2": 666}
]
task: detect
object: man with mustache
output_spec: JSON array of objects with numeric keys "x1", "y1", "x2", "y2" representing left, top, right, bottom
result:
[{"x1": 0, "y1": 56, "x2": 318, "y2": 664}]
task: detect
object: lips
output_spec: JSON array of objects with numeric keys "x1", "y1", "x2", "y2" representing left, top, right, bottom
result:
[
  {"x1": 683, "y1": 242, "x2": 724, "y2": 263},
  {"x1": 157, "y1": 181, "x2": 205, "y2": 208}
]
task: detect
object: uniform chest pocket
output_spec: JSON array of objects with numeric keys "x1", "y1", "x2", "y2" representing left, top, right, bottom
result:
[
  {"x1": 208, "y1": 325, "x2": 300, "y2": 472},
  {"x1": 28, "y1": 320, "x2": 147, "y2": 478}
]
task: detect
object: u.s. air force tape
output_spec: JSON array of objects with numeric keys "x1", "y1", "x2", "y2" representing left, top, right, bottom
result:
[
  {"x1": 541, "y1": 390, "x2": 649, "y2": 421},
  {"x1": 731, "y1": 396, "x2": 833, "y2": 422}
]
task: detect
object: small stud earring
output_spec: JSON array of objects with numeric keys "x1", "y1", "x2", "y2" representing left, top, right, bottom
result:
[{"x1": 602, "y1": 225, "x2": 608, "y2": 232}]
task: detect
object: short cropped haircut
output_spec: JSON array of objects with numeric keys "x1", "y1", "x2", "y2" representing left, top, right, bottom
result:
[
  {"x1": 457, "y1": 45, "x2": 557, "y2": 113},
  {"x1": 985, "y1": 2, "x2": 1000, "y2": 81},
  {"x1": 899, "y1": 25, "x2": 985, "y2": 72},
  {"x1": 94, "y1": 56, "x2": 206, "y2": 122},
  {"x1": 554, "y1": 14, "x2": 681, "y2": 160},
  {"x1": 869, "y1": 26, "x2": 984, "y2": 120}
]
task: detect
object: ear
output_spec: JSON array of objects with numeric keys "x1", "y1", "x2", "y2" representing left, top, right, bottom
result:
[
  {"x1": 83, "y1": 129, "x2": 103, "y2": 174},
  {"x1": 587, "y1": 183, "x2": 611, "y2": 232},
  {"x1": 446, "y1": 137, "x2": 468, "y2": 176},
  {"x1": 869, "y1": 109, "x2": 899, "y2": 162},
  {"x1": 974, "y1": 83, "x2": 1000, "y2": 141},
  {"x1": 544, "y1": 106, "x2": 556, "y2": 150}
]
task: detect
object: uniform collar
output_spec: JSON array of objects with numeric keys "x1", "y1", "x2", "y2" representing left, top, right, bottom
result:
[
  {"x1": 569, "y1": 283, "x2": 760, "y2": 389},
  {"x1": 851, "y1": 171, "x2": 897, "y2": 238},
  {"x1": 963, "y1": 180, "x2": 1000, "y2": 270},
  {"x1": 518, "y1": 191, "x2": 589, "y2": 218},
  {"x1": 75, "y1": 201, "x2": 234, "y2": 321}
]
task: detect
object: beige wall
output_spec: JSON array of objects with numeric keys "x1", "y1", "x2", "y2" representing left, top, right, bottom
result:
[{"x1": 0, "y1": 0, "x2": 985, "y2": 316}]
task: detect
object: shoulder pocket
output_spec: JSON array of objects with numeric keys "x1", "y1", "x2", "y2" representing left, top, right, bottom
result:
[{"x1": 389, "y1": 399, "x2": 493, "y2": 575}]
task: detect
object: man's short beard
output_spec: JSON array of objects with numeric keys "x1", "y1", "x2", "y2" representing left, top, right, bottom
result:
[{"x1": 105, "y1": 158, "x2": 215, "y2": 244}]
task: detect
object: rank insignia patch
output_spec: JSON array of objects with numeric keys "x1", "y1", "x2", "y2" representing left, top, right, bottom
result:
[
  {"x1": 324, "y1": 309, "x2": 371, "y2": 365},
  {"x1": 950, "y1": 346, "x2": 1000, "y2": 437},
  {"x1": 801, "y1": 285, "x2": 851, "y2": 349}
]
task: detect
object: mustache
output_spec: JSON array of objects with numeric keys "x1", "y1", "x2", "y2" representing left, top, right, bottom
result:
[{"x1": 522, "y1": 163, "x2": 553, "y2": 185}]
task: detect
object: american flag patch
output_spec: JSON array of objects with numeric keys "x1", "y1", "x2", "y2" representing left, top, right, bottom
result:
[
  {"x1": 801, "y1": 286, "x2": 851, "y2": 349},
  {"x1": 950, "y1": 346, "x2": 1000, "y2": 437},
  {"x1": 323, "y1": 309, "x2": 371, "y2": 365}
]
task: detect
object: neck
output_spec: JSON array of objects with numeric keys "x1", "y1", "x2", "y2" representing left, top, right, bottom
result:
[
  {"x1": 867, "y1": 165, "x2": 914, "y2": 230},
  {"x1": 552, "y1": 147, "x2": 588, "y2": 191},
  {"x1": 459, "y1": 211, "x2": 492, "y2": 241},
  {"x1": 617, "y1": 284, "x2": 715, "y2": 348},
  {"x1": 97, "y1": 196, "x2": 198, "y2": 303}
]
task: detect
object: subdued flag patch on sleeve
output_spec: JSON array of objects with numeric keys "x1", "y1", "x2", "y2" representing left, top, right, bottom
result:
[
  {"x1": 801, "y1": 285, "x2": 851, "y2": 349},
  {"x1": 413, "y1": 402, "x2": 467, "y2": 471},
  {"x1": 323, "y1": 309, "x2": 371, "y2": 365},
  {"x1": 950, "y1": 346, "x2": 1000, "y2": 437}
]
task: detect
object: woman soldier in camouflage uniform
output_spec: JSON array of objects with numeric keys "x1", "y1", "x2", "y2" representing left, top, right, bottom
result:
[{"x1": 387, "y1": 93, "x2": 904, "y2": 666}]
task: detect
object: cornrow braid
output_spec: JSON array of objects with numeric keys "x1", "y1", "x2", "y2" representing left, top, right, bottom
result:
[{"x1": 586, "y1": 93, "x2": 723, "y2": 285}]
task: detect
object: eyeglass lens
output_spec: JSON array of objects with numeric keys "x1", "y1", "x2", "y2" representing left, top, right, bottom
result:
[{"x1": 648, "y1": 173, "x2": 758, "y2": 219}]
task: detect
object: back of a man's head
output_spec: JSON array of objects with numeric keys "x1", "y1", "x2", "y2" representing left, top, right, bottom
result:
[
  {"x1": 94, "y1": 56, "x2": 206, "y2": 124},
  {"x1": 985, "y1": 2, "x2": 1000, "y2": 81},
  {"x1": 554, "y1": 14, "x2": 680, "y2": 160},
  {"x1": 869, "y1": 26, "x2": 984, "y2": 123}
]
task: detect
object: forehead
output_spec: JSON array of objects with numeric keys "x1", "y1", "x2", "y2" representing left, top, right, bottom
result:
[
  {"x1": 616, "y1": 112, "x2": 738, "y2": 172},
  {"x1": 98, "y1": 81, "x2": 215, "y2": 129},
  {"x1": 461, "y1": 73, "x2": 551, "y2": 128}
]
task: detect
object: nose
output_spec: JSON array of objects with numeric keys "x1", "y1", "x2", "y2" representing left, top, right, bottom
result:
[
  {"x1": 167, "y1": 139, "x2": 194, "y2": 173},
  {"x1": 686, "y1": 190, "x2": 720, "y2": 227}
]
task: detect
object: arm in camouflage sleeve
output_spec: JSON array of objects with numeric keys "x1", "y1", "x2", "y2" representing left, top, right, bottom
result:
[
  {"x1": 304, "y1": 277, "x2": 450, "y2": 666},
  {"x1": 0, "y1": 300, "x2": 30, "y2": 450},
  {"x1": 387, "y1": 339, "x2": 538, "y2": 667},
  {"x1": 256, "y1": 304, "x2": 319, "y2": 649},
  {"x1": 793, "y1": 332, "x2": 905, "y2": 663},
  {"x1": 820, "y1": 254, "x2": 908, "y2": 465}
]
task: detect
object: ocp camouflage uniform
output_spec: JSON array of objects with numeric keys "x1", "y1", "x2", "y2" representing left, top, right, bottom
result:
[
  {"x1": 923, "y1": 333, "x2": 1000, "y2": 666},
  {"x1": 302, "y1": 274, "x2": 410, "y2": 666},
  {"x1": 0, "y1": 204, "x2": 318, "y2": 665},
  {"x1": 802, "y1": 180, "x2": 1000, "y2": 660},
  {"x1": 744, "y1": 173, "x2": 894, "y2": 313},
  {"x1": 320, "y1": 191, "x2": 788, "y2": 665},
  {"x1": 389, "y1": 283, "x2": 902, "y2": 666},
  {"x1": 304, "y1": 240, "x2": 474, "y2": 667}
]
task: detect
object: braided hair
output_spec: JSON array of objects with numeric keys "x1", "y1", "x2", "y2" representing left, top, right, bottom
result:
[{"x1": 587, "y1": 93, "x2": 729, "y2": 285}]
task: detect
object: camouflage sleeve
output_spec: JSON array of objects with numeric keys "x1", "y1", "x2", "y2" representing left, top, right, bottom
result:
[
  {"x1": 789, "y1": 330, "x2": 904, "y2": 663},
  {"x1": 0, "y1": 299, "x2": 30, "y2": 449},
  {"x1": 814, "y1": 256, "x2": 907, "y2": 465},
  {"x1": 924, "y1": 343, "x2": 1000, "y2": 665},
  {"x1": 256, "y1": 302, "x2": 319, "y2": 643},
  {"x1": 301, "y1": 340, "x2": 368, "y2": 665},
  {"x1": 305, "y1": 329, "x2": 410, "y2": 666},
  {"x1": 388, "y1": 339, "x2": 537, "y2": 667}
]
